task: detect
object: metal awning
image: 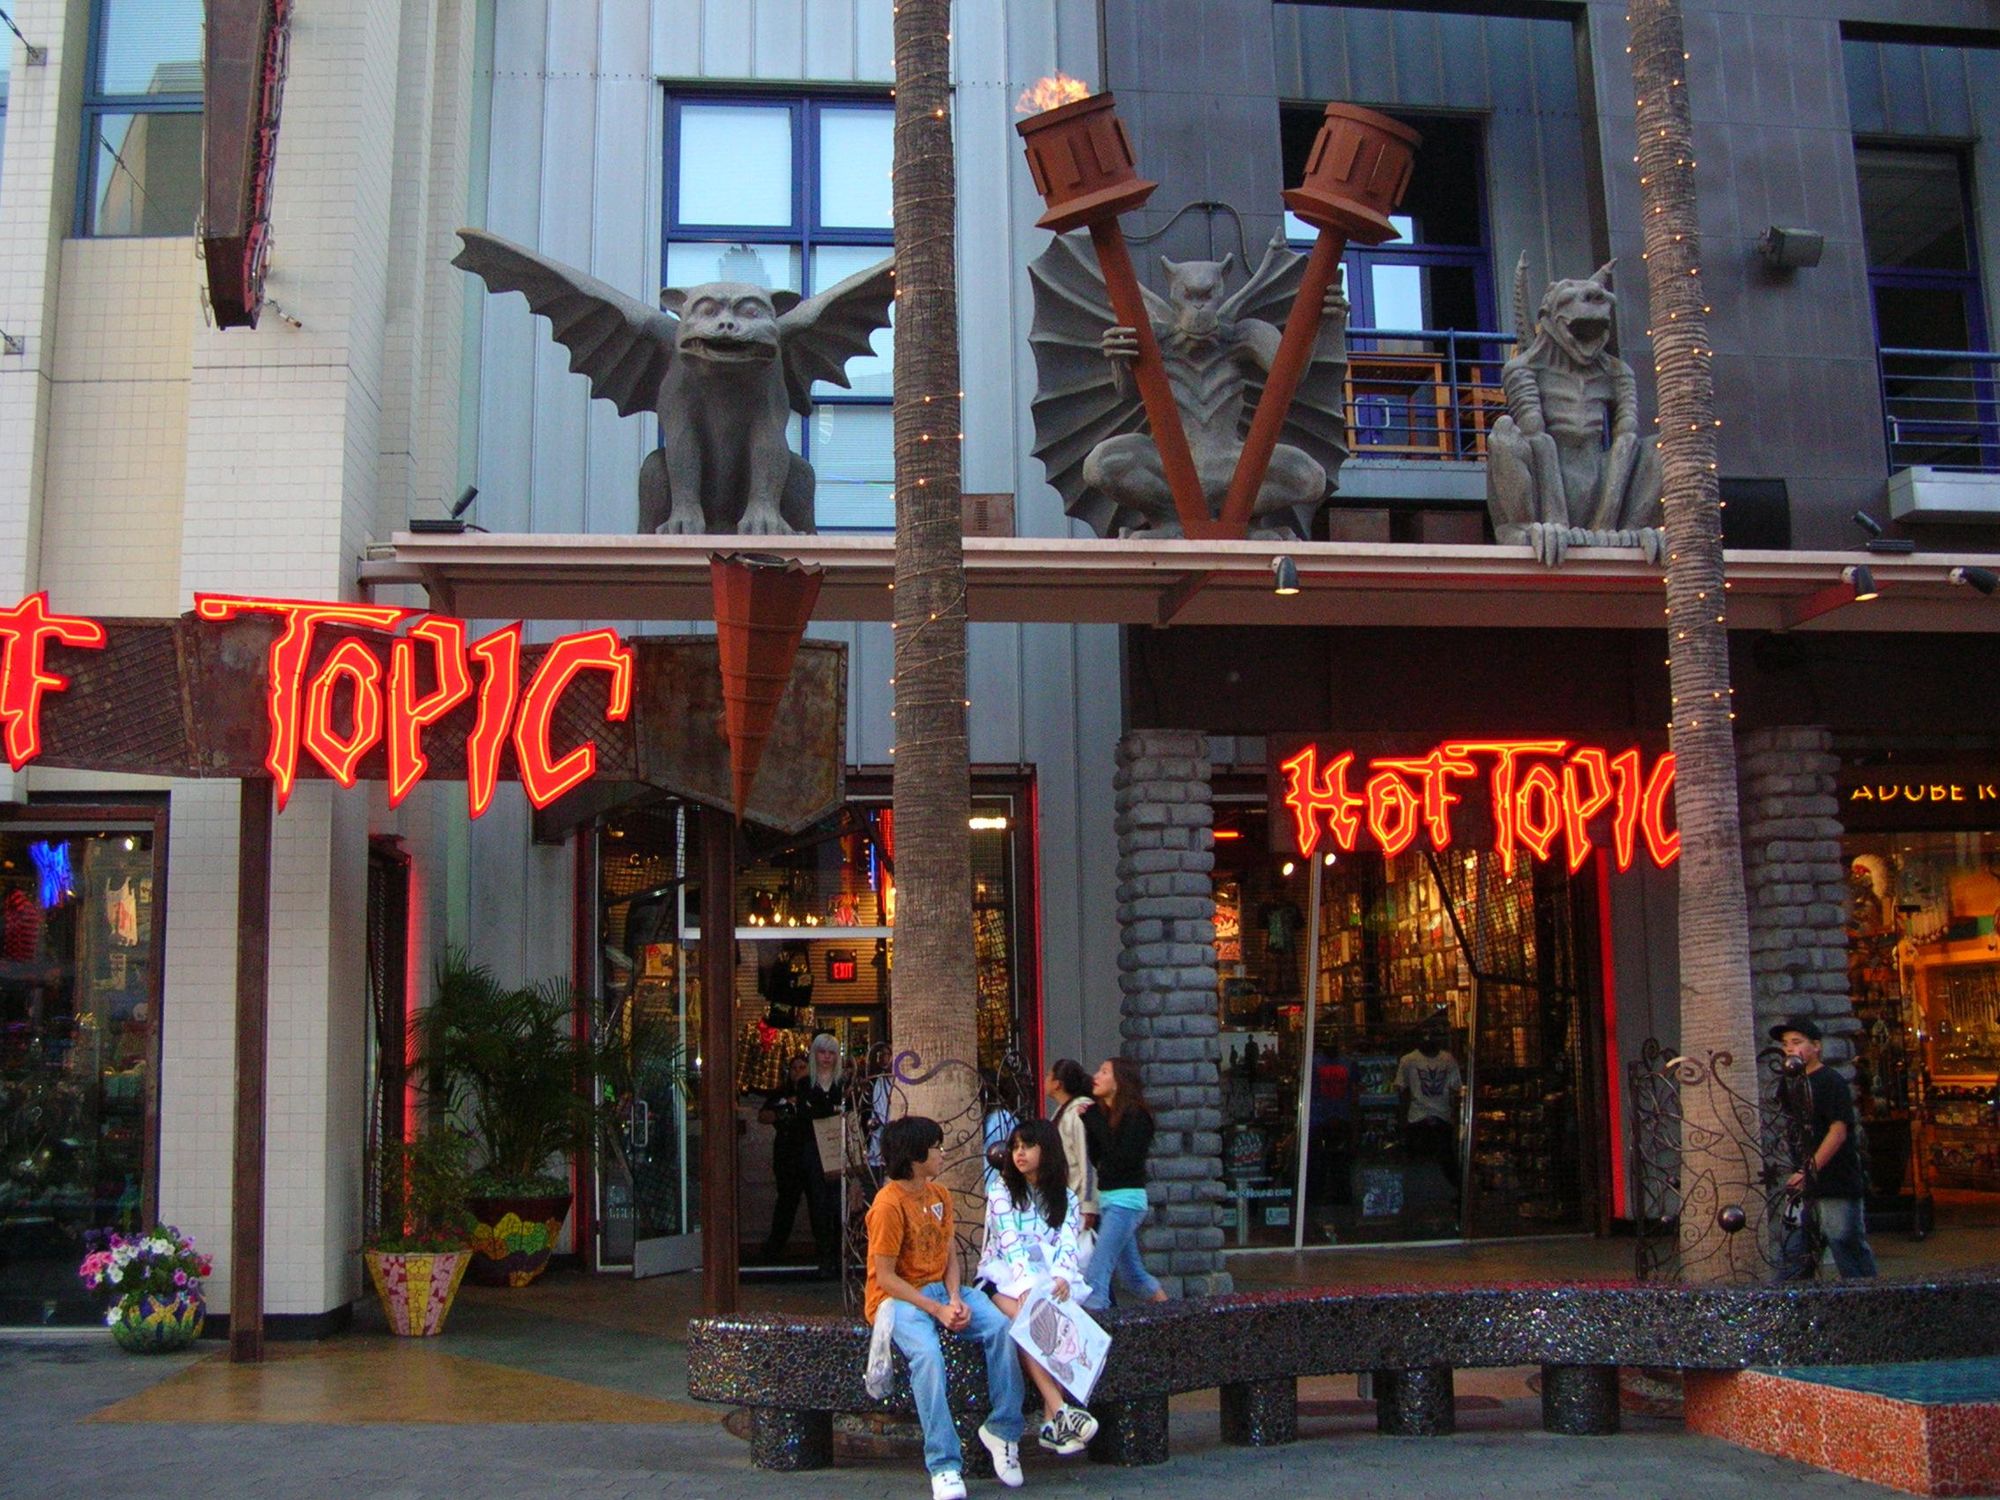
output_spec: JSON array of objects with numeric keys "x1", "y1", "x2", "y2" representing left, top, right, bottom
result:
[{"x1": 358, "y1": 532, "x2": 2000, "y2": 633}]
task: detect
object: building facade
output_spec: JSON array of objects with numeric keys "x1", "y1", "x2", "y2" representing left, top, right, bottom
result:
[{"x1": 0, "y1": 0, "x2": 1996, "y2": 1327}]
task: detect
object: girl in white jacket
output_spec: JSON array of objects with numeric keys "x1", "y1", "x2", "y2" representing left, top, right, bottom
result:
[{"x1": 977, "y1": 1116, "x2": 1100, "y2": 1456}]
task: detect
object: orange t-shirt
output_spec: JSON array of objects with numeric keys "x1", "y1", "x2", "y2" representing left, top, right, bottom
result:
[{"x1": 863, "y1": 1178, "x2": 954, "y2": 1321}]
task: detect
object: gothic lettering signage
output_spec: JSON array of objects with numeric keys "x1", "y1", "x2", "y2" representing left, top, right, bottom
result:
[
  {"x1": 1271, "y1": 738, "x2": 1679, "y2": 872},
  {"x1": 0, "y1": 592, "x2": 845, "y2": 833}
]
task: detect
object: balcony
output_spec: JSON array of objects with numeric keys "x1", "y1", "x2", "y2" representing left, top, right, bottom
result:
[
  {"x1": 1342, "y1": 325, "x2": 1511, "y2": 463},
  {"x1": 1879, "y1": 346, "x2": 2000, "y2": 524}
]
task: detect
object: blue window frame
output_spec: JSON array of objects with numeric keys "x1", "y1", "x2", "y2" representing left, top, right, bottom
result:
[
  {"x1": 664, "y1": 94, "x2": 895, "y2": 531},
  {"x1": 77, "y1": 0, "x2": 204, "y2": 237}
]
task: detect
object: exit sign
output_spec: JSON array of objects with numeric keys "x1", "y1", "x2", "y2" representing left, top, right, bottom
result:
[{"x1": 826, "y1": 950, "x2": 858, "y2": 983}]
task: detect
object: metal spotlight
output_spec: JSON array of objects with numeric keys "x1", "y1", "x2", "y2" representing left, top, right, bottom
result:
[
  {"x1": 1851, "y1": 510, "x2": 1884, "y2": 539},
  {"x1": 1950, "y1": 565, "x2": 1998, "y2": 597},
  {"x1": 1271, "y1": 555, "x2": 1301, "y2": 596},
  {"x1": 1844, "y1": 565, "x2": 1878, "y2": 602},
  {"x1": 449, "y1": 484, "x2": 480, "y2": 518}
]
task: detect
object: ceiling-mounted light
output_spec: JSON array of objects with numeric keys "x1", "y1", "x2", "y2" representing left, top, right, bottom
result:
[
  {"x1": 968, "y1": 815, "x2": 1009, "y2": 830},
  {"x1": 1844, "y1": 565, "x2": 1878, "y2": 602},
  {"x1": 1271, "y1": 555, "x2": 1301, "y2": 596},
  {"x1": 1322, "y1": 851, "x2": 1337, "y2": 866},
  {"x1": 1950, "y1": 565, "x2": 1998, "y2": 597},
  {"x1": 1280, "y1": 860, "x2": 1297, "y2": 877}
]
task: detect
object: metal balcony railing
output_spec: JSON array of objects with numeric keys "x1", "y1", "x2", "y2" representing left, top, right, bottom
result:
[
  {"x1": 1878, "y1": 345, "x2": 2000, "y2": 473},
  {"x1": 1342, "y1": 327, "x2": 1513, "y2": 463}
]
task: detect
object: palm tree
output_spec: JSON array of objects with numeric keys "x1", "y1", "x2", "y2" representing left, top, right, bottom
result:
[
  {"x1": 888, "y1": 0, "x2": 979, "y2": 1136},
  {"x1": 1628, "y1": 0, "x2": 1761, "y2": 1278}
]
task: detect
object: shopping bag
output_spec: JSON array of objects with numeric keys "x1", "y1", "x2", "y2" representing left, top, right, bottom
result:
[
  {"x1": 864, "y1": 1298, "x2": 898, "y2": 1399},
  {"x1": 1007, "y1": 1287, "x2": 1111, "y2": 1405},
  {"x1": 813, "y1": 1114, "x2": 846, "y2": 1176}
]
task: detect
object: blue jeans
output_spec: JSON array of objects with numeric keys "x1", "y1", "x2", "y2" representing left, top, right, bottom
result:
[
  {"x1": 888, "y1": 1282, "x2": 1025, "y2": 1476},
  {"x1": 1779, "y1": 1196, "x2": 1879, "y2": 1280},
  {"x1": 1082, "y1": 1200, "x2": 1161, "y2": 1310}
]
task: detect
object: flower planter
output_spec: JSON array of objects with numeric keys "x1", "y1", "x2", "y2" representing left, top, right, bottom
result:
[
  {"x1": 366, "y1": 1248, "x2": 472, "y2": 1336},
  {"x1": 109, "y1": 1290, "x2": 205, "y2": 1353},
  {"x1": 465, "y1": 1193, "x2": 570, "y2": 1287}
]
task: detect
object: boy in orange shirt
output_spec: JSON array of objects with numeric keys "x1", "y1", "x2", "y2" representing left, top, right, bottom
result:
[{"x1": 867, "y1": 1116, "x2": 1027, "y2": 1499}]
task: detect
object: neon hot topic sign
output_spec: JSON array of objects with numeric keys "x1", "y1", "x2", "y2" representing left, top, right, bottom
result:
[
  {"x1": 1279, "y1": 741, "x2": 1681, "y2": 873},
  {"x1": 0, "y1": 592, "x2": 631, "y2": 817}
]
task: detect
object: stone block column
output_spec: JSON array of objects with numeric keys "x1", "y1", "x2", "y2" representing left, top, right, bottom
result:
[
  {"x1": 1738, "y1": 727, "x2": 1858, "y2": 1065},
  {"x1": 1113, "y1": 730, "x2": 1231, "y2": 1297}
]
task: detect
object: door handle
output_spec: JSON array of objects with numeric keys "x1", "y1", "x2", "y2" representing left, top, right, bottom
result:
[{"x1": 633, "y1": 1099, "x2": 650, "y2": 1150}]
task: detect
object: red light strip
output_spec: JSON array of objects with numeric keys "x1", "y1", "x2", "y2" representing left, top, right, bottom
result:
[
  {"x1": 512, "y1": 629, "x2": 633, "y2": 809},
  {"x1": 387, "y1": 617, "x2": 473, "y2": 808},
  {"x1": 0, "y1": 593, "x2": 107, "y2": 770}
]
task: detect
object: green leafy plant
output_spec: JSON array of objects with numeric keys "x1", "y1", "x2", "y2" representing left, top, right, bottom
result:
[
  {"x1": 411, "y1": 948, "x2": 644, "y2": 1198},
  {"x1": 368, "y1": 1128, "x2": 475, "y2": 1253}
]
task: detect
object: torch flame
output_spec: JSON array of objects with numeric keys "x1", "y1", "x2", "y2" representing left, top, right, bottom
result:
[{"x1": 1015, "y1": 73, "x2": 1092, "y2": 115}]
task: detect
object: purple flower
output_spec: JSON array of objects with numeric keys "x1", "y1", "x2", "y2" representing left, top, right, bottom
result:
[{"x1": 173, "y1": 1270, "x2": 188, "y2": 1287}]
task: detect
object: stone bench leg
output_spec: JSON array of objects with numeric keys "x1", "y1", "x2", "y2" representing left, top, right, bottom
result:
[
  {"x1": 1376, "y1": 1366, "x2": 1455, "y2": 1436},
  {"x1": 1220, "y1": 1377, "x2": 1298, "y2": 1446},
  {"x1": 1541, "y1": 1363, "x2": 1621, "y2": 1435},
  {"x1": 1087, "y1": 1394, "x2": 1172, "y2": 1466},
  {"x1": 749, "y1": 1408, "x2": 833, "y2": 1470}
]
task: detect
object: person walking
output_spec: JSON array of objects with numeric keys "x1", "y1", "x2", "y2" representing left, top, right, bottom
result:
[
  {"x1": 1080, "y1": 1057, "x2": 1168, "y2": 1310},
  {"x1": 1046, "y1": 1059, "x2": 1098, "y2": 1234},
  {"x1": 757, "y1": 1032, "x2": 844, "y2": 1275},
  {"x1": 1773, "y1": 1015, "x2": 1879, "y2": 1280},
  {"x1": 977, "y1": 1116, "x2": 1101, "y2": 1456},
  {"x1": 867, "y1": 1116, "x2": 1028, "y2": 1498}
]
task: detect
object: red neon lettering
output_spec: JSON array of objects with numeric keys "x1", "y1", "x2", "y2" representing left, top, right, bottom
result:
[
  {"x1": 1514, "y1": 762, "x2": 1562, "y2": 863},
  {"x1": 1561, "y1": 747, "x2": 1615, "y2": 874},
  {"x1": 513, "y1": 629, "x2": 634, "y2": 809},
  {"x1": 1609, "y1": 749, "x2": 1645, "y2": 871},
  {"x1": 301, "y1": 637, "x2": 385, "y2": 787},
  {"x1": 1364, "y1": 769, "x2": 1422, "y2": 857},
  {"x1": 1279, "y1": 745, "x2": 1362, "y2": 857},
  {"x1": 1441, "y1": 740, "x2": 1567, "y2": 875},
  {"x1": 1639, "y1": 751, "x2": 1679, "y2": 867},
  {"x1": 1371, "y1": 748, "x2": 1479, "y2": 849},
  {"x1": 464, "y1": 625, "x2": 522, "y2": 819},
  {"x1": 386, "y1": 617, "x2": 473, "y2": 807},
  {"x1": 0, "y1": 594, "x2": 107, "y2": 770},
  {"x1": 194, "y1": 595, "x2": 409, "y2": 809}
]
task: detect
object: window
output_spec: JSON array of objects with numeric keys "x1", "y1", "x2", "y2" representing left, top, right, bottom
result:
[
  {"x1": 665, "y1": 96, "x2": 895, "y2": 530},
  {"x1": 1856, "y1": 145, "x2": 1997, "y2": 471},
  {"x1": 78, "y1": 0, "x2": 204, "y2": 237},
  {"x1": 1282, "y1": 111, "x2": 1499, "y2": 463}
]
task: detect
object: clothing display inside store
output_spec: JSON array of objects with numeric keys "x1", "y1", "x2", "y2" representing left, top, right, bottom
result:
[
  {"x1": 0, "y1": 828, "x2": 158, "y2": 1324},
  {"x1": 1845, "y1": 832, "x2": 2000, "y2": 1202},
  {"x1": 1212, "y1": 800, "x2": 1599, "y2": 1250}
]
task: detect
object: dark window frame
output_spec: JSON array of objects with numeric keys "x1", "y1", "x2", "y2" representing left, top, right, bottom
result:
[
  {"x1": 662, "y1": 91, "x2": 896, "y2": 531},
  {"x1": 75, "y1": 0, "x2": 205, "y2": 238}
]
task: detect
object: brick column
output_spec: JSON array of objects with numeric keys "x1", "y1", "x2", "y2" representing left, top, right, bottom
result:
[
  {"x1": 1738, "y1": 727, "x2": 1859, "y2": 1068},
  {"x1": 1114, "y1": 730, "x2": 1231, "y2": 1297}
]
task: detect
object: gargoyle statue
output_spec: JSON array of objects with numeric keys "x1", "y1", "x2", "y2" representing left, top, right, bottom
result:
[
  {"x1": 1026, "y1": 230, "x2": 1351, "y2": 539},
  {"x1": 453, "y1": 228, "x2": 894, "y2": 535},
  {"x1": 1486, "y1": 254, "x2": 1663, "y2": 567}
]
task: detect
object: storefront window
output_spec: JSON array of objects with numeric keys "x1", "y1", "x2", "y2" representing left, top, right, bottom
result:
[
  {"x1": 1215, "y1": 793, "x2": 1601, "y2": 1250},
  {"x1": 1845, "y1": 830, "x2": 2000, "y2": 1200},
  {"x1": 0, "y1": 822, "x2": 159, "y2": 1323}
]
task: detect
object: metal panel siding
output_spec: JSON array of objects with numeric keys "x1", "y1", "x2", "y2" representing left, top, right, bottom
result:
[
  {"x1": 701, "y1": 0, "x2": 754, "y2": 77},
  {"x1": 1919, "y1": 46, "x2": 1973, "y2": 141},
  {"x1": 1390, "y1": 10, "x2": 1443, "y2": 109},
  {"x1": 802, "y1": 0, "x2": 857, "y2": 80},
  {"x1": 1843, "y1": 41, "x2": 1886, "y2": 137},
  {"x1": 587, "y1": 69, "x2": 653, "y2": 535},
  {"x1": 754, "y1": 0, "x2": 808, "y2": 80},
  {"x1": 532, "y1": 61, "x2": 600, "y2": 534},
  {"x1": 853, "y1": 0, "x2": 893, "y2": 81}
]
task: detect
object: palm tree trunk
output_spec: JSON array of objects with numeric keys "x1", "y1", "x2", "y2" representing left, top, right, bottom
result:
[
  {"x1": 889, "y1": 0, "x2": 978, "y2": 1141},
  {"x1": 1629, "y1": 0, "x2": 1762, "y2": 1279}
]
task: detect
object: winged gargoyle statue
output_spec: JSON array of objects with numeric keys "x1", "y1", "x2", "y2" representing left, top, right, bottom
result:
[
  {"x1": 1026, "y1": 229, "x2": 1351, "y2": 539},
  {"x1": 453, "y1": 229, "x2": 894, "y2": 535},
  {"x1": 1485, "y1": 253, "x2": 1663, "y2": 567}
]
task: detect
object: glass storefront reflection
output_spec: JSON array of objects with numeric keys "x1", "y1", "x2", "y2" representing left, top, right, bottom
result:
[{"x1": 0, "y1": 824, "x2": 159, "y2": 1323}]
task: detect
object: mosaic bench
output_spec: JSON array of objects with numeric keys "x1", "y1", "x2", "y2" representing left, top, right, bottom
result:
[{"x1": 686, "y1": 1272, "x2": 2000, "y2": 1470}]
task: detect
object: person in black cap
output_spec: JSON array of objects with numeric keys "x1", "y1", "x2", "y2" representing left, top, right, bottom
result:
[{"x1": 1771, "y1": 1015, "x2": 1877, "y2": 1280}]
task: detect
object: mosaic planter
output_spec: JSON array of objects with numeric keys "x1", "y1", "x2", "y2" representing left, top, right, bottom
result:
[
  {"x1": 109, "y1": 1290, "x2": 205, "y2": 1352},
  {"x1": 366, "y1": 1248, "x2": 472, "y2": 1336},
  {"x1": 465, "y1": 1193, "x2": 569, "y2": 1287}
]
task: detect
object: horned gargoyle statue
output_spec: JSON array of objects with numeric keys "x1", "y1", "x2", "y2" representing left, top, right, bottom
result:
[
  {"x1": 1487, "y1": 254, "x2": 1663, "y2": 567},
  {"x1": 453, "y1": 229, "x2": 894, "y2": 535},
  {"x1": 1025, "y1": 230, "x2": 1351, "y2": 539}
]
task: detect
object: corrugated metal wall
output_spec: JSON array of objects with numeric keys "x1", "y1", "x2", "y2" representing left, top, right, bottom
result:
[{"x1": 464, "y1": 0, "x2": 1125, "y2": 1068}]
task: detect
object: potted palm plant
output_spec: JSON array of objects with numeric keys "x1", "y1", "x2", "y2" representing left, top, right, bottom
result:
[
  {"x1": 411, "y1": 949, "x2": 633, "y2": 1287},
  {"x1": 365, "y1": 1128, "x2": 475, "y2": 1335}
]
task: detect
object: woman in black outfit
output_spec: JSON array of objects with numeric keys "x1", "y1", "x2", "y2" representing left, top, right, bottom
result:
[{"x1": 1080, "y1": 1056, "x2": 1168, "y2": 1308}]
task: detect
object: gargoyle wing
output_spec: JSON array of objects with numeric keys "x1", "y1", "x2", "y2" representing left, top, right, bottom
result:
[
  {"x1": 777, "y1": 256, "x2": 897, "y2": 417},
  {"x1": 453, "y1": 228, "x2": 678, "y2": 419},
  {"x1": 1219, "y1": 233, "x2": 1350, "y2": 492},
  {"x1": 1024, "y1": 231, "x2": 1173, "y2": 535}
]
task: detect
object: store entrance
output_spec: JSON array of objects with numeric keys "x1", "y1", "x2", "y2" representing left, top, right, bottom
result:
[{"x1": 1213, "y1": 797, "x2": 1605, "y2": 1250}]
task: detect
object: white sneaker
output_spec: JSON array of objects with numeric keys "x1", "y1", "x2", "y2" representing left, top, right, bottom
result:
[
  {"x1": 931, "y1": 1470, "x2": 967, "y2": 1500},
  {"x1": 978, "y1": 1421, "x2": 1025, "y2": 1487},
  {"x1": 1038, "y1": 1404, "x2": 1096, "y2": 1455}
]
